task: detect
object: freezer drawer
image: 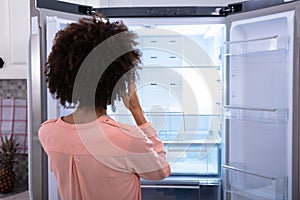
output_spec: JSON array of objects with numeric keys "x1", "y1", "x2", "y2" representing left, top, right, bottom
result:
[{"x1": 141, "y1": 178, "x2": 221, "y2": 200}]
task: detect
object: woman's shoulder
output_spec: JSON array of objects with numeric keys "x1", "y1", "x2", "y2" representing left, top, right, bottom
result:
[
  {"x1": 38, "y1": 118, "x2": 59, "y2": 136},
  {"x1": 41, "y1": 118, "x2": 58, "y2": 126}
]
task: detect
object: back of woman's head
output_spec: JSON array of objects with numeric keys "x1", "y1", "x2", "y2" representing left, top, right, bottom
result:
[{"x1": 45, "y1": 13, "x2": 141, "y2": 111}]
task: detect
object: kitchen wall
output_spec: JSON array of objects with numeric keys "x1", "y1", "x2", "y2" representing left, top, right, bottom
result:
[
  {"x1": 0, "y1": 1, "x2": 29, "y2": 193},
  {"x1": 0, "y1": 0, "x2": 30, "y2": 79}
]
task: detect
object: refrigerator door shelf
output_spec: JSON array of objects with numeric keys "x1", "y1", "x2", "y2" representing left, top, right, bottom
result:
[
  {"x1": 222, "y1": 164, "x2": 288, "y2": 200},
  {"x1": 224, "y1": 106, "x2": 288, "y2": 123},
  {"x1": 223, "y1": 35, "x2": 290, "y2": 56}
]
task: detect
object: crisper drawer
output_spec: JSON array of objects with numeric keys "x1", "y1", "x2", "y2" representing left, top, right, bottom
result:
[
  {"x1": 222, "y1": 164, "x2": 288, "y2": 200},
  {"x1": 141, "y1": 178, "x2": 221, "y2": 200},
  {"x1": 166, "y1": 143, "x2": 220, "y2": 175}
]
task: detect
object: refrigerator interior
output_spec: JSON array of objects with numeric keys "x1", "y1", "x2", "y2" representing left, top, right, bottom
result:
[
  {"x1": 106, "y1": 18, "x2": 225, "y2": 176},
  {"x1": 222, "y1": 10, "x2": 294, "y2": 200}
]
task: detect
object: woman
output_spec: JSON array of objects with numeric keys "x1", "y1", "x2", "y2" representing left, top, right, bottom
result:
[{"x1": 38, "y1": 13, "x2": 171, "y2": 200}]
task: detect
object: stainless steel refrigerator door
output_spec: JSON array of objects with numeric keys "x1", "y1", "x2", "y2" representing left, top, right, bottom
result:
[
  {"x1": 29, "y1": 9, "x2": 88, "y2": 200},
  {"x1": 29, "y1": 16, "x2": 47, "y2": 200},
  {"x1": 223, "y1": 2, "x2": 300, "y2": 200}
]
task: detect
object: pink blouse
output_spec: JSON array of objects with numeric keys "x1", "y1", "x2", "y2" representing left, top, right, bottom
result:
[{"x1": 38, "y1": 115, "x2": 171, "y2": 200}]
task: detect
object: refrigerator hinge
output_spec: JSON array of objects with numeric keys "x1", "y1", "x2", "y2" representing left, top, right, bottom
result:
[
  {"x1": 219, "y1": 3, "x2": 243, "y2": 15},
  {"x1": 78, "y1": 5, "x2": 96, "y2": 15}
]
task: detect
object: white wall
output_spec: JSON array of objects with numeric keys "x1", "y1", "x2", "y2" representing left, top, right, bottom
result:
[{"x1": 0, "y1": 0, "x2": 30, "y2": 79}]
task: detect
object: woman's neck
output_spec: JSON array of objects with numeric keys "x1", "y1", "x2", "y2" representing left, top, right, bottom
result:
[{"x1": 62, "y1": 106, "x2": 107, "y2": 124}]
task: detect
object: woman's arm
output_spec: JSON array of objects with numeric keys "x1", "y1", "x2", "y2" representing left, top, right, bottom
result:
[
  {"x1": 122, "y1": 82, "x2": 171, "y2": 179},
  {"x1": 124, "y1": 123, "x2": 171, "y2": 180}
]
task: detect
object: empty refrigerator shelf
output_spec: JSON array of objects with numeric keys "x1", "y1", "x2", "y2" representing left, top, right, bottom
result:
[
  {"x1": 159, "y1": 130, "x2": 221, "y2": 144},
  {"x1": 223, "y1": 35, "x2": 290, "y2": 56},
  {"x1": 222, "y1": 164, "x2": 288, "y2": 200},
  {"x1": 163, "y1": 139, "x2": 220, "y2": 144},
  {"x1": 224, "y1": 105, "x2": 288, "y2": 123},
  {"x1": 111, "y1": 112, "x2": 222, "y2": 135}
]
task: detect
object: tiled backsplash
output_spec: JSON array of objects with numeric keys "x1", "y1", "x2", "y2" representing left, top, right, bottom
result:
[
  {"x1": 0, "y1": 79, "x2": 28, "y2": 194},
  {"x1": 0, "y1": 79, "x2": 28, "y2": 154},
  {"x1": 0, "y1": 79, "x2": 27, "y2": 99},
  {"x1": 1, "y1": 99, "x2": 28, "y2": 154}
]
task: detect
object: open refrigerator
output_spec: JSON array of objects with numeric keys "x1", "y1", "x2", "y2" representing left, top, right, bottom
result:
[{"x1": 29, "y1": 0, "x2": 300, "y2": 199}]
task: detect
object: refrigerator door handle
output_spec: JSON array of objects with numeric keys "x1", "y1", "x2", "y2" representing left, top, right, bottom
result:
[{"x1": 141, "y1": 185, "x2": 200, "y2": 189}]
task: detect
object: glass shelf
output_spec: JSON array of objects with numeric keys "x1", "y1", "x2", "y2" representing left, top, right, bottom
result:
[
  {"x1": 224, "y1": 105, "x2": 288, "y2": 123},
  {"x1": 222, "y1": 164, "x2": 288, "y2": 200},
  {"x1": 111, "y1": 112, "x2": 222, "y2": 143},
  {"x1": 223, "y1": 35, "x2": 290, "y2": 56},
  {"x1": 158, "y1": 130, "x2": 221, "y2": 144},
  {"x1": 140, "y1": 65, "x2": 220, "y2": 69}
]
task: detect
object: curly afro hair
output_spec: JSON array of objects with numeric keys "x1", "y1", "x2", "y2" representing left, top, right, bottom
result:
[{"x1": 45, "y1": 13, "x2": 141, "y2": 111}]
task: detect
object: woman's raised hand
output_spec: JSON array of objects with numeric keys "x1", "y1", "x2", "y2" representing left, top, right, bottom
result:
[{"x1": 121, "y1": 82, "x2": 147, "y2": 125}]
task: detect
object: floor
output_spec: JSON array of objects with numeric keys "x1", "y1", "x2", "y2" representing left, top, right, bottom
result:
[{"x1": 0, "y1": 191, "x2": 29, "y2": 200}]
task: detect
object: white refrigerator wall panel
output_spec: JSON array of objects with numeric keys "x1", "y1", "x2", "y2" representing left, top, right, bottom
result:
[{"x1": 227, "y1": 13, "x2": 293, "y2": 108}]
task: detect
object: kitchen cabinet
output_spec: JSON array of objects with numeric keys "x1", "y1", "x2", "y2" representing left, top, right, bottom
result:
[{"x1": 0, "y1": 0, "x2": 30, "y2": 79}]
